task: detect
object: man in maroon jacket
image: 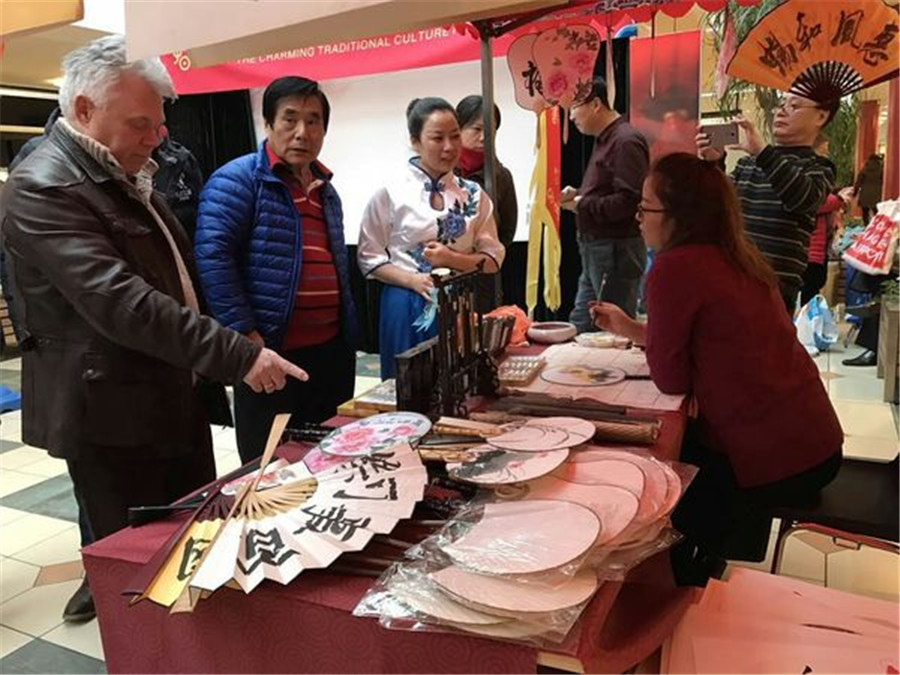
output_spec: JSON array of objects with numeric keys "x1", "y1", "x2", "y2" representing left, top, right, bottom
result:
[{"x1": 561, "y1": 75, "x2": 650, "y2": 331}]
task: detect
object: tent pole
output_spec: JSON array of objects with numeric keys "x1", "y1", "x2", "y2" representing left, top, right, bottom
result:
[{"x1": 478, "y1": 24, "x2": 497, "y2": 202}]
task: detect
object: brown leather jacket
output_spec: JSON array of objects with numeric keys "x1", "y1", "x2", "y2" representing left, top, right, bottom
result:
[{"x1": 0, "y1": 124, "x2": 260, "y2": 460}]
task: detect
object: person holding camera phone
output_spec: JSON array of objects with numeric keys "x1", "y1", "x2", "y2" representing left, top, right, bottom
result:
[{"x1": 696, "y1": 93, "x2": 838, "y2": 316}]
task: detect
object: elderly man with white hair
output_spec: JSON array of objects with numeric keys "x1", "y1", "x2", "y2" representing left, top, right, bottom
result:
[{"x1": 0, "y1": 36, "x2": 306, "y2": 621}]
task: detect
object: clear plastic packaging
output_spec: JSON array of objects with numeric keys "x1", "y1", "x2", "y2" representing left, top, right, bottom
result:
[
  {"x1": 488, "y1": 444, "x2": 698, "y2": 581},
  {"x1": 404, "y1": 499, "x2": 599, "y2": 586},
  {"x1": 353, "y1": 560, "x2": 598, "y2": 647}
]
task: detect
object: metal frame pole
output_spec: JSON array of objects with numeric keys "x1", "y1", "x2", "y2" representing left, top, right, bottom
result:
[{"x1": 478, "y1": 25, "x2": 498, "y2": 202}]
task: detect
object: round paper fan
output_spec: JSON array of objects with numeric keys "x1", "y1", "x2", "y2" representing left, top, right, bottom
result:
[
  {"x1": 430, "y1": 565, "x2": 599, "y2": 617},
  {"x1": 519, "y1": 476, "x2": 640, "y2": 545},
  {"x1": 317, "y1": 412, "x2": 432, "y2": 457},
  {"x1": 447, "y1": 446, "x2": 570, "y2": 485},
  {"x1": 540, "y1": 365, "x2": 627, "y2": 387},
  {"x1": 442, "y1": 499, "x2": 600, "y2": 575}
]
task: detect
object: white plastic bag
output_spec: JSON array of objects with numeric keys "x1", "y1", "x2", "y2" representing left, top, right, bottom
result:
[{"x1": 795, "y1": 294, "x2": 839, "y2": 355}]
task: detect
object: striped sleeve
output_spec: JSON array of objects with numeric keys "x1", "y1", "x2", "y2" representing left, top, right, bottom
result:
[{"x1": 755, "y1": 145, "x2": 835, "y2": 222}]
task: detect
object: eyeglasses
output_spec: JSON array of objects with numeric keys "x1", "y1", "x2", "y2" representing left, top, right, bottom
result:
[
  {"x1": 776, "y1": 99, "x2": 821, "y2": 114},
  {"x1": 637, "y1": 204, "x2": 666, "y2": 216}
]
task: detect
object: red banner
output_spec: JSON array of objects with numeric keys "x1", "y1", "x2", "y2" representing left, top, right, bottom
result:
[
  {"x1": 163, "y1": 16, "x2": 625, "y2": 94},
  {"x1": 164, "y1": 27, "x2": 507, "y2": 94},
  {"x1": 162, "y1": 2, "x2": 736, "y2": 95}
]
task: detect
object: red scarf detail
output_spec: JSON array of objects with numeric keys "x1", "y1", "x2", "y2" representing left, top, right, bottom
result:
[{"x1": 457, "y1": 146, "x2": 485, "y2": 177}]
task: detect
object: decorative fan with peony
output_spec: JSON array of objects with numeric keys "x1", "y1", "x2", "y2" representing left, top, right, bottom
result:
[
  {"x1": 727, "y1": 0, "x2": 899, "y2": 101},
  {"x1": 507, "y1": 24, "x2": 602, "y2": 114}
]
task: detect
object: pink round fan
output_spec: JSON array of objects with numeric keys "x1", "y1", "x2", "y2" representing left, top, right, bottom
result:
[
  {"x1": 447, "y1": 447, "x2": 569, "y2": 486},
  {"x1": 317, "y1": 412, "x2": 431, "y2": 457},
  {"x1": 532, "y1": 25, "x2": 601, "y2": 108},
  {"x1": 506, "y1": 33, "x2": 549, "y2": 113},
  {"x1": 391, "y1": 579, "x2": 508, "y2": 626},
  {"x1": 564, "y1": 448, "x2": 669, "y2": 527},
  {"x1": 430, "y1": 566, "x2": 598, "y2": 616},
  {"x1": 442, "y1": 500, "x2": 600, "y2": 575},
  {"x1": 526, "y1": 417, "x2": 596, "y2": 445},
  {"x1": 658, "y1": 461, "x2": 683, "y2": 517},
  {"x1": 487, "y1": 417, "x2": 595, "y2": 452},
  {"x1": 487, "y1": 424, "x2": 571, "y2": 452},
  {"x1": 540, "y1": 365, "x2": 627, "y2": 387},
  {"x1": 445, "y1": 618, "x2": 548, "y2": 640},
  {"x1": 522, "y1": 476, "x2": 640, "y2": 545},
  {"x1": 551, "y1": 458, "x2": 645, "y2": 496}
]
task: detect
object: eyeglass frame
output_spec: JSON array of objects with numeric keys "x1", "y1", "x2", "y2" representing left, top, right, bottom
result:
[
  {"x1": 637, "y1": 204, "x2": 666, "y2": 217},
  {"x1": 775, "y1": 98, "x2": 823, "y2": 114}
]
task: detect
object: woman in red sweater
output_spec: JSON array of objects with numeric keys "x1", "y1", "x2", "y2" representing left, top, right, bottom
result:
[{"x1": 591, "y1": 153, "x2": 843, "y2": 581}]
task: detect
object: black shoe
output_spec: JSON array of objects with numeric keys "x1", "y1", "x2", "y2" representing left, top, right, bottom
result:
[
  {"x1": 62, "y1": 579, "x2": 95, "y2": 622},
  {"x1": 842, "y1": 350, "x2": 877, "y2": 367}
]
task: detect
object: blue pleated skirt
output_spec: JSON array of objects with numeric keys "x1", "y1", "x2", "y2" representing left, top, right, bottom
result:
[{"x1": 378, "y1": 284, "x2": 438, "y2": 380}]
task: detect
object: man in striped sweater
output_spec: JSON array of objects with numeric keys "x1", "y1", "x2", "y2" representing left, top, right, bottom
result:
[{"x1": 697, "y1": 94, "x2": 837, "y2": 314}]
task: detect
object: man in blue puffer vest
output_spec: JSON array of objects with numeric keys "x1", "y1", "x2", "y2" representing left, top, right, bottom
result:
[{"x1": 196, "y1": 76, "x2": 359, "y2": 463}]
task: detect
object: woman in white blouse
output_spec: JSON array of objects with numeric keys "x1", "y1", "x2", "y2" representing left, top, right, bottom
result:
[{"x1": 358, "y1": 97, "x2": 505, "y2": 379}]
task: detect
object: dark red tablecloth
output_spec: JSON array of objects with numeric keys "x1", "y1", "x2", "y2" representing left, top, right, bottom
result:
[{"x1": 84, "y1": 398, "x2": 689, "y2": 674}]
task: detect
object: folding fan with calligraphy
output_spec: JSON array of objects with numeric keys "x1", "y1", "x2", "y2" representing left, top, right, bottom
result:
[
  {"x1": 727, "y1": 0, "x2": 900, "y2": 101},
  {"x1": 188, "y1": 442, "x2": 426, "y2": 599},
  {"x1": 133, "y1": 415, "x2": 427, "y2": 611}
]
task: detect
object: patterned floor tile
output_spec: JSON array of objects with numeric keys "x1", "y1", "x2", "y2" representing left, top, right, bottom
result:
[
  {"x1": 0, "y1": 474, "x2": 79, "y2": 523},
  {"x1": 0, "y1": 626, "x2": 31, "y2": 659},
  {"x1": 43, "y1": 620, "x2": 104, "y2": 663},
  {"x1": 0, "y1": 447, "x2": 50, "y2": 472},
  {"x1": 0, "y1": 578, "x2": 80, "y2": 636},
  {"x1": 0, "y1": 513, "x2": 74, "y2": 557},
  {"x1": 12, "y1": 527, "x2": 81, "y2": 568},
  {"x1": 34, "y1": 561, "x2": 84, "y2": 587},
  {"x1": 0, "y1": 557, "x2": 40, "y2": 604},
  {"x1": 0, "y1": 471, "x2": 47, "y2": 500},
  {"x1": 0, "y1": 507, "x2": 30, "y2": 527},
  {"x1": 0, "y1": 638, "x2": 105, "y2": 674}
]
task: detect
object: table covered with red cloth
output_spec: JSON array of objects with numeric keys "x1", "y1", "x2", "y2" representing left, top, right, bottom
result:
[{"x1": 83, "y1": 404, "x2": 690, "y2": 674}]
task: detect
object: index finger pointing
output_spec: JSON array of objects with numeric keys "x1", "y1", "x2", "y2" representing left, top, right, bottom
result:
[{"x1": 285, "y1": 363, "x2": 309, "y2": 382}]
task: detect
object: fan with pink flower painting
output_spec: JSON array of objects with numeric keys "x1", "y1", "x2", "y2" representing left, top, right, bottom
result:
[
  {"x1": 317, "y1": 412, "x2": 432, "y2": 458},
  {"x1": 507, "y1": 24, "x2": 601, "y2": 119}
]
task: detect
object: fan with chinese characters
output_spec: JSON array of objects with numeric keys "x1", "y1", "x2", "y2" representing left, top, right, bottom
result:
[{"x1": 727, "y1": 0, "x2": 899, "y2": 101}]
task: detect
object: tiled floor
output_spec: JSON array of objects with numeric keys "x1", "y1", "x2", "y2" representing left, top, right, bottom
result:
[{"x1": 0, "y1": 342, "x2": 897, "y2": 673}]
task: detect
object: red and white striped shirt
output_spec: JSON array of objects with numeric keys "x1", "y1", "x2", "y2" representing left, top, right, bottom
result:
[{"x1": 266, "y1": 144, "x2": 340, "y2": 350}]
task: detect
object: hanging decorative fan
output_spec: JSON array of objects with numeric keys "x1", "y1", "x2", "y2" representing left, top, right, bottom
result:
[
  {"x1": 507, "y1": 24, "x2": 602, "y2": 115},
  {"x1": 507, "y1": 33, "x2": 548, "y2": 113},
  {"x1": 727, "y1": 0, "x2": 900, "y2": 101}
]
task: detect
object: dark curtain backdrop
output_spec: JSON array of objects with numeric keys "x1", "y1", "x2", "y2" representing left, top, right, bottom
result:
[{"x1": 164, "y1": 91, "x2": 257, "y2": 181}]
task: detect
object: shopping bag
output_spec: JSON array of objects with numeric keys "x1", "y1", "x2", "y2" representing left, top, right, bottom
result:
[
  {"x1": 795, "y1": 294, "x2": 840, "y2": 355},
  {"x1": 842, "y1": 199, "x2": 899, "y2": 275}
]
